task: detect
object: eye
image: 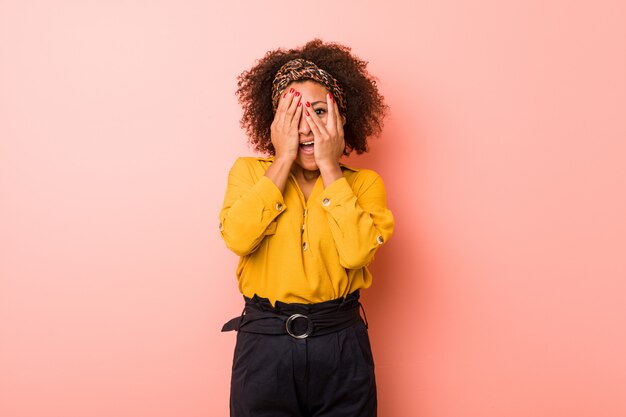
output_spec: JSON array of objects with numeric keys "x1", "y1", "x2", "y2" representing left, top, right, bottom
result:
[{"x1": 314, "y1": 108, "x2": 326, "y2": 116}]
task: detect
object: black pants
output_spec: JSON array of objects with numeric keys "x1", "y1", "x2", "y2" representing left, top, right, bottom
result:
[{"x1": 229, "y1": 293, "x2": 377, "y2": 417}]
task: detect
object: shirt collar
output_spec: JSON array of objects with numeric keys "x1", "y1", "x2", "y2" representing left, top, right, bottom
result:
[{"x1": 255, "y1": 156, "x2": 360, "y2": 172}]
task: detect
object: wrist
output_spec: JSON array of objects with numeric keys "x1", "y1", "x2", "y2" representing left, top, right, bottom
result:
[
  {"x1": 318, "y1": 161, "x2": 343, "y2": 187},
  {"x1": 316, "y1": 159, "x2": 341, "y2": 172},
  {"x1": 274, "y1": 153, "x2": 297, "y2": 164}
]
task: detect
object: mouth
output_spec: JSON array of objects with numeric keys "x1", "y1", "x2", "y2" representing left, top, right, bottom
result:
[{"x1": 299, "y1": 141, "x2": 314, "y2": 153}]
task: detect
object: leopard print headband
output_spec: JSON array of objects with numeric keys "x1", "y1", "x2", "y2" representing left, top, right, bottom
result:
[{"x1": 271, "y1": 59, "x2": 346, "y2": 115}]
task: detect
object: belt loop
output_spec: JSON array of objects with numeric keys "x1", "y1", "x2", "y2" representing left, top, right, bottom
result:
[
  {"x1": 338, "y1": 290, "x2": 359, "y2": 311},
  {"x1": 359, "y1": 302, "x2": 369, "y2": 329},
  {"x1": 240, "y1": 294, "x2": 262, "y2": 330},
  {"x1": 337, "y1": 294, "x2": 349, "y2": 311},
  {"x1": 250, "y1": 294, "x2": 266, "y2": 311},
  {"x1": 235, "y1": 305, "x2": 246, "y2": 331}
]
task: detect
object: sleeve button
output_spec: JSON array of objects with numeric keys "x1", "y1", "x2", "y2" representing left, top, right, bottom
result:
[
  {"x1": 218, "y1": 222, "x2": 224, "y2": 231},
  {"x1": 276, "y1": 203, "x2": 283, "y2": 211},
  {"x1": 322, "y1": 198, "x2": 331, "y2": 206},
  {"x1": 376, "y1": 235, "x2": 384, "y2": 245},
  {"x1": 302, "y1": 242, "x2": 308, "y2": 251}
]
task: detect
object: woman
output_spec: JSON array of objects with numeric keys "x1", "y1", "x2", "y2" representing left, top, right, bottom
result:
[{"x1": 219, "y1": 39, "x2": 394, "y2": 417}]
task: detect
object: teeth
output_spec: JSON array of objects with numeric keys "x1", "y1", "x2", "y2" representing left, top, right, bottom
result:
[{"x1": 301, "y1": 141, "x2": 314, "y2": 146}]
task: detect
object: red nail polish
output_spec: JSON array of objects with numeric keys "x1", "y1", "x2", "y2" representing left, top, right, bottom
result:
[
  {"x1": 329, "y1": 92, "x2": 333, "y2": 101},
  {"x1": 305, "y1": 102, "x2": 311, "y2": 107},
  {"x1": 283, "y1": 92, "x2": 287, "y2": 98},
  {"x1": 295, "y1": 92, "x2": 300, "y2": 96},
  {"x1": 298, "y1": 102, "x2": 302, "y2": 107},
  {"x1": 305, "y1": 110, "x2": 310, "y2": 116},
  {"x1": 289, "y1": 88, "x2": 294, "y2": 93}
]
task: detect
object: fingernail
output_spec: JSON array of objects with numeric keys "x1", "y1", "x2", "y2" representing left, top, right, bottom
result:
[
  {"x1": 295, "y1": 92, "x2": 300, "y2": 97},
  {"x1": 305, "y1": 110, "x2": 310, "y2": 116},
  {"x1": 329, "y1": 92, "x2": 333, "y2": 101},
  {"x1": 283, "y1": 92, "x2": 287, "y2": 98},
  {"x1": 289, "y1": 88, "x2": 294, "y2": 94},
  {"x1": 298, "y1": 102, "x2": 302, "y2": 107},
  {"x1": 305, "y1": 102, "x2": 311, "y2": 107}
]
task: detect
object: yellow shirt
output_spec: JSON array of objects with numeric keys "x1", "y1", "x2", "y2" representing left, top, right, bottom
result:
[{"x1": 219, "y1": 156, "x2": 394, "y2": 305}]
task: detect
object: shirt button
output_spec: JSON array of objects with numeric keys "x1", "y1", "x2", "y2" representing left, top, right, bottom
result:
[
  {"x1": 322, "y1": 198, "x2": 331, "y2": 207},
  {"x1": 301, "y1": 224, "x2": 305, "y2": 233},
  {"x1": 302, "y1": 242, "x2": 308, "y2": 251},
  {"x1": 303, "y1": 209, "x2": 308, "y2": 217},
  {"x1": 376, "y1": 235, "x2": 384, "y2": 245},
  {"x1": 276, "y1": 203, "x2": 283, "y2": 211},
  {"x1": 218, "y1": 222, "x2": 223, "y2": 231}
]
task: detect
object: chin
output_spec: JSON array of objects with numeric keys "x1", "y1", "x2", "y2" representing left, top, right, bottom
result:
[{"x1": 294, "y1": 158, "x2": 319, "y2": 172}]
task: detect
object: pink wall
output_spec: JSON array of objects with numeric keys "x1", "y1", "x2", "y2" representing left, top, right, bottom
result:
[{"x1": 1, "y1": 1, "x2": 625, "y2": 416}]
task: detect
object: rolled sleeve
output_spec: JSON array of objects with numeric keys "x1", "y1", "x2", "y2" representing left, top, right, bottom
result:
[
  {"x1": 318, "y1": 174, "x2": 394, "y2": 269},
  {"x1": 219, "y1": 160, "x2": 287, "y2": 256}
]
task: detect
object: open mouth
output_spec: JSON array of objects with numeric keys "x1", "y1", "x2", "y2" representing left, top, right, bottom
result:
[{"x1": 299, "y1": 141, "x2": 314, "y2": 152}]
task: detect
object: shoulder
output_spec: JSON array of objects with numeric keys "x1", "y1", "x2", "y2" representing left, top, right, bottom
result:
[
  {"x1": 229, "y1": 156, "x2": 274, "y2": 176},
  {"x1": 340, "y1": 163, "x2": 384, "y2": 188}
]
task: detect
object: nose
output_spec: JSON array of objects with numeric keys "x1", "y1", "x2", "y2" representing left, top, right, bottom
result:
[{"x1": 298, "y1": 111, "x2": 311, "y2": 136}]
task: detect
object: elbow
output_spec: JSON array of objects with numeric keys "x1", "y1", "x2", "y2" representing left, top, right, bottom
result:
[
  {"x1": 218, "y1": 216, "x2": 260, "y2": 256},
  {"x1": 220, "y1": 231, "x2": 259, "y2": 257},
  {"x1": 225, "y1": 241, "x2": 255, "y2": 257},
  {"x1": 338, "y1": 249, "x2": 374, "y2": 270}
]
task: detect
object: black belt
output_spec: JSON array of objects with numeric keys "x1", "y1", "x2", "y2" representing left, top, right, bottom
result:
[{"x1": 221, "y1": 292, "x2": 367, "y2": 339}]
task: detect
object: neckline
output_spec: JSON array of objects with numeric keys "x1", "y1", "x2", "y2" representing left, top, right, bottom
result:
[
  {"x1": 289, "y1": 173, "x2": 322, "y2": 205},
  {"x1": 254, "y1": 156, "x2": 360, "y2": 172}
]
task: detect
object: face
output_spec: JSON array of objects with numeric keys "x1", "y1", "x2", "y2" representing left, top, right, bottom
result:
[{"x1": 286, "y1": 80, "x2": 331, "y2": 172}]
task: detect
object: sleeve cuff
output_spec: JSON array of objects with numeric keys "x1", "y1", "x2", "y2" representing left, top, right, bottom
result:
[
  {"x1": 252, "y1": 175, "x2": 287, "y2": 213},
  {"x1": 318, "y1": 177, "x2": 354, "y2": 210}
]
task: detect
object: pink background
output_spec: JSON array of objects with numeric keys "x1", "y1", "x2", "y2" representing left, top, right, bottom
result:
[{"x1": 1, "y1": 1, "x2": 625, "y2": 416}]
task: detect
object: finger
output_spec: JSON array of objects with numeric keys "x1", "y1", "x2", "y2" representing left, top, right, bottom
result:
[
  {"x1": 304, "y1": 101, "x2": 327, "y2": 137},
  {"x1": 326, "y1": 92, "x2": 336, "y2": 131},
  {"x1": 304, "y1": 102, "x2": 324, "y2": 137},
  {"x1": 276, "y1": 87, "x2": 296, "y2": 122},
  {"x1": 278, "y1": 87, "x2": 296, "y2": 108},
  {"x1": 284, "y1": 91, "x2": 302, "y2": 124},
  {"x1": 332, "y1": 94, "x2": 341, "y2": 127},
  {"x1": 292, "y1": 100, "x2": 303, "y2": 130},
  {"x1": 334, "y1": 98, "x2": 344, "y2": 137}
]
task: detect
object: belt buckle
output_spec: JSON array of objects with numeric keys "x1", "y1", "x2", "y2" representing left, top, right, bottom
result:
[{"x1": 285, "y1": 314, "x2": 313, "y2": 339}]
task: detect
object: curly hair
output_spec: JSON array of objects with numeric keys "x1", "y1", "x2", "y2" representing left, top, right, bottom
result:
[{"x1": 236, "y1": 39, "x2": 388, "y2": 155}]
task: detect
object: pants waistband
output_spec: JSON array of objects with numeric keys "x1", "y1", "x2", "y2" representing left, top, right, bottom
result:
[{"x1": 221, "y1": 291, "x2": 367, "y2": 338}]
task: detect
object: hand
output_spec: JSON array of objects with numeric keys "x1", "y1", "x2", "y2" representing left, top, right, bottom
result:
[
  {"x1": 304, "y1": 92, "x2": 345, "y2": 171},
  {"x1": 270, "y1": 88, "x2": 302, "y2": 162}
]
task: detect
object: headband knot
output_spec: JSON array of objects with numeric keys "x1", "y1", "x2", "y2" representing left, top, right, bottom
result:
[{"x1": 271, "y1": 59, "x2": 346, "y2": 115}]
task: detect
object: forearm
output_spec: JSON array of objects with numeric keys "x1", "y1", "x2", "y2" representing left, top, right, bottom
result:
[
  {"x1": 318, "y1": 175, "x2": 394, "y2": 269},
  {"x1": 318, "y1": 160, "x2": 344, "y2": 188},
  {"x1": 220, "y1": 159, "x2": 287, "y2": 256},
  {"x1": 264, "y1": 156, "x2": 295, "y2": 193},
  {"x1": 324, "y1": 196, "x2": 393, "y2": 269}
]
